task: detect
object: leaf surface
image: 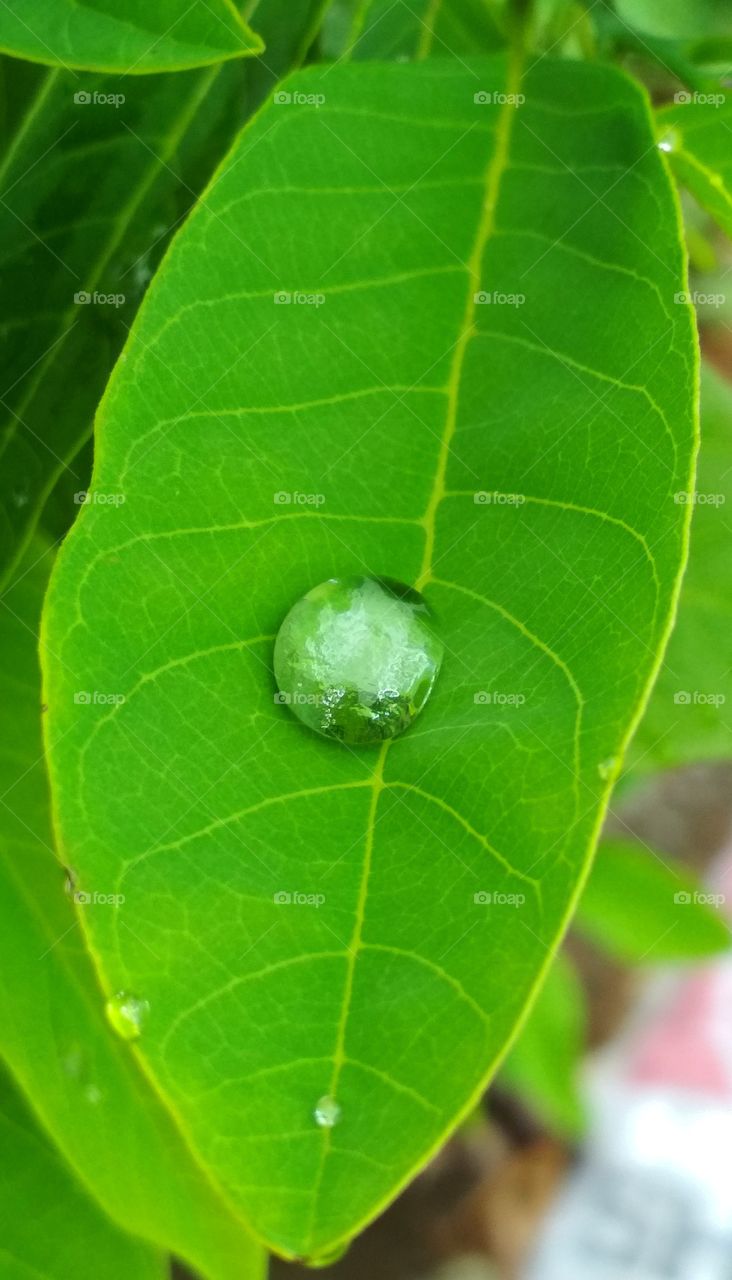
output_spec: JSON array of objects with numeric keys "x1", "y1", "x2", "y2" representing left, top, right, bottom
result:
[
  {"x1": 42, "y1": 54, "x2": 697, "y2": 1258},
  {"x1": 0, "y1": 544, "x2": 265, "y2": 1280},
  {"x1": 614, "y1": 0, "x2": 732, "y2": 40},
  {"x1": 0, "y1": 1, "x2": 261, "y2": 74},
  {"x1": 0, "y1": 1062, "x2": 164, "y2": 1280}
]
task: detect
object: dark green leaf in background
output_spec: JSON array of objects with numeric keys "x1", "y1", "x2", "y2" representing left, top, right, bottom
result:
[
  {"x1": 41, "y1": 52, "x2": 697, "y2": 1259},
  {"x1": 576, "y1": 838, "x2": 730, "y2": 962},
  {"x1": 0, "y1": 0, "x2": 332, "y2": 593},
  {"x1": 322, "y1": 0, "x2": 505, "y2": 62}
]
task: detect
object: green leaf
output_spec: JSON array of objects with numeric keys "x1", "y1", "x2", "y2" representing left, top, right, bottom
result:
[
  {"x1": 322, "y1": 0, "x2": 505, "y2": 61},
  {"x1": 657, "y1": 95, "x2": 732, "y2": 239},
  {"x1": 501, "y1": 953, "x2": 585, "y2": 1136},
  {"x1": 41, "y1": 53, "x2": 696, "y2": 1259},
  {"x1": 576, "y1": 839, "x2": 730, "y2": 963},
  {"x1": 614, "y1": 0, "x2": 732, "y2": 41},
  {"x1": 0, "y1": 1, "x2": 262, "y2": 74},
  {"x1": 630, "y1": 364, "x2": 732, "y2": 771},
  {"x1": 0, "y1": 544, "x2": 265, "y2": 1280},
  {"x1": 0, "y1": 1062, "x2": 164, "y2": 1280},
  {"x1": 0, "y1": 1, "x2": 330, "y2": 592}
]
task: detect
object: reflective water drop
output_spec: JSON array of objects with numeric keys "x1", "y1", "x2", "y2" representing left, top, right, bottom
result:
[
  {"x1": 63, "y1": 866, "x2": 78, "y2": 897},
  {"x1": 274, "y1": 576, "x2": 443, "y2": 745},
  {"x1": 597, "y1": 756, "x2": 618, "y2": 781},
  {"x1": 657, "y1": 127, "x2": 680, "y2": 154},
  {"x1": 314, "y1": 1095, "x2": 341, "y2": 1128},
  {"x1": 105, "y1": 991, "x2": 149, "y2": 1041}
]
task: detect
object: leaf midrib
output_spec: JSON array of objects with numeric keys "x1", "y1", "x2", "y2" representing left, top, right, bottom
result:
[{"x1": 301, "y1": 40, "x2": 524, "y2": 1256}]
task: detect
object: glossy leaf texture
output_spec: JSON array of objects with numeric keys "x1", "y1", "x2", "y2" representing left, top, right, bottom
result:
[
  {"x1": 501, "y1": 953, "x2": 585, "y2": 1136},
  {"x1": 0, "y1": 1064, "x2": 165, "y2": 1280},
  {"x1": 657, "y1": 95, "x2": 732, "y2": 239},
  {"x1": 575, "y1": 838, "x2": 730, "y2": 963},
  {"x1": 0, "y1": 0, "x2": 262, "y2": 74},
  {"x1": 0, "y1": 545, "x2": 265, "y2": 1280},
  {"x1": 42, "y1": 55, "x2": 696, "y2": 1258},
  {"x1": 630, "y1": 365, "x2": 732, "y2": 771},
  {"x1": 0, "y1": 0, "x2": 330, "y2": 592},
  {"x1": 322, "y1": 0, "x2": 505, "y2": 61}
]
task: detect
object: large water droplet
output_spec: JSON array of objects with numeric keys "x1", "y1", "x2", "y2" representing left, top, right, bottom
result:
[
  {"x1": 274, "y1": 576, "x2": 443, "y2": 745},
  {"x1": 314, "y1": 1095, "x2": 341, "y2": 1128},
  {"x1": 105, "y1": 991, "x2": 149, "y2": 1041}
]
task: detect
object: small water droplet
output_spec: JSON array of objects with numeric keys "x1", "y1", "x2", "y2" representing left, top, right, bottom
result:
[
  {"x1": 105, "y1": 991, "x2": 149, "y2": 1041},
  {"x1": 63, "y1": 867, "x2": 78, "y2": 897},
  {"x1": 301, "y1": 1240, "x2": 350, "y2": 1267},
  {"x1": 597, "y1": 756, "x2": 618, "y2": 781},
  {"x1": 274, "y1": 575, "x2": 443, "y2": 745},
  {"x1": 657, "y1": 127, "x2": 680, "y2": 154},
  {"x1": 314, "y1": 1095, "x2": 341, "y2": 1128}
]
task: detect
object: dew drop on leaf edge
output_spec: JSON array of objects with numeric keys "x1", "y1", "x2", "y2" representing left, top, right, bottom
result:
[
  {"x1": 273, "y1": 575, "x2": 443, "y2": 746},
  {"x1": 314, "y1": 1095, "x2": 341, "y2": 1128},
  {"x1": 105, "y1": 992, "x2": 149, "y2": 1041}
]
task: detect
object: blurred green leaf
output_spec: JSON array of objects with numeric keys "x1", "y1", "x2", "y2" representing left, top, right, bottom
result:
[
  {"x1": 657, "y1": 94, "x2": 732, "y2": 239},
  {"x1": 631, "y1": 364, "x2": 732, "y2": 771},
  {"x1": 502, "y1": 954, "x2": 585, "y2": 1136},
  {"x1": 576, "y1": 838, "x2": 730, "y2": 963},
  {"x1": 0, "y1": 1062, "x2": 165, "y2": 1280},
  {"x1": 0, "y1": 543, "x2": 265, "y2": 1280},
  {"x1": 614, "y1": 0, "x2": 732, "y2": 41},
  {"x1": 0, "y1": 1, "x2": 262, "y2": 74}
]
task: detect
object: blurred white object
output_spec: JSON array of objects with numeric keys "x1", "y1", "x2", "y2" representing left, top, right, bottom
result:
[{"x1": 526, "y1": 846, "x2": 732, "y2": 1280}]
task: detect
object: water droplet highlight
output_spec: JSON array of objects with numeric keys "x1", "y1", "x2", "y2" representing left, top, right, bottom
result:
[
  {"x1": 597, "y1": 756, "x2": 618, "y2": 781},
  {"x1": 274, "y1": 575, "x2": 443, "y2": 745},
  {"x1": 657, "y1": 127, "x2": 680, "y2": 154},
  {"x1": 314, "y1": 1095, "x2": 341, "y2": 1128},
  {"x1": 105, "y1": 991, "x2": 149, "y2": 1041}
]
